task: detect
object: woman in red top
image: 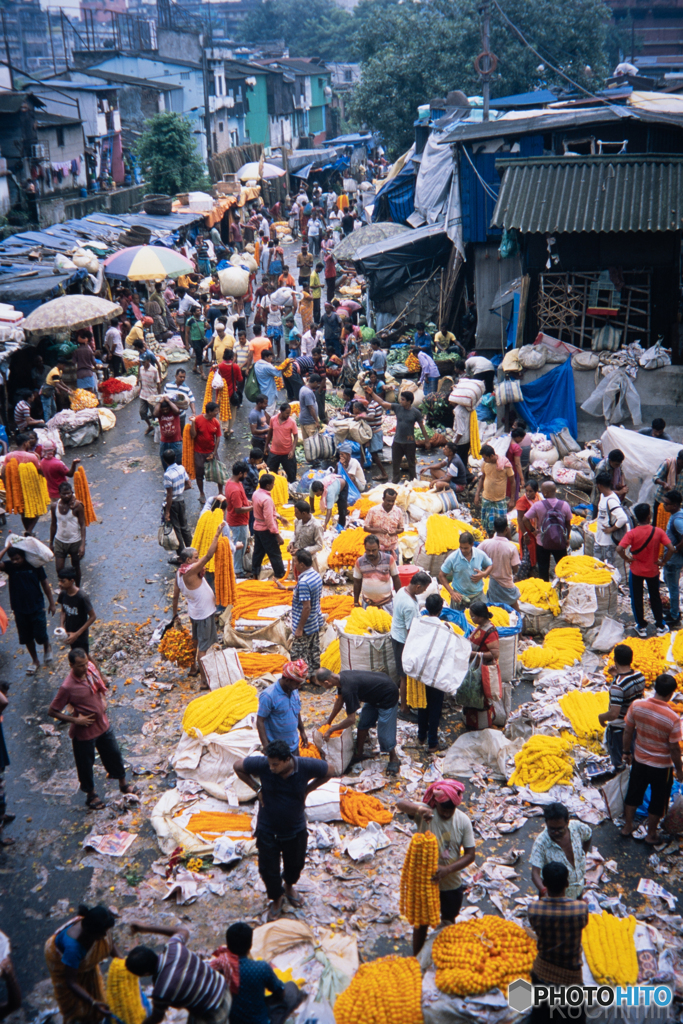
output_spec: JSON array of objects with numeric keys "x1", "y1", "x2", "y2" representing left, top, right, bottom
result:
[
  {"x1": 463, "y1": 601, "x2": 500, "y2": 731},
  {"x1": 265, "y1": 402, "x2": 299, "y2": 483},
  {"x1": 516, "y1": 479, "x2": 539, "y2": 571},
  {"x1": 40, "y1": 444, "x2": 80, "y2": 501},
  {"x1": 211, "y1": 350, "x2": 244, "y2": 440}
]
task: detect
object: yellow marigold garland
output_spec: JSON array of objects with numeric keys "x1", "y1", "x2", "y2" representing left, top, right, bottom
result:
[
  {"x1": 69, "y1": 388, "x2": 99, "y2": 411},
  {"x1": 203, "y1": 373, "x2": 232, "y2": 420},
  {"x1": 182, "y1": 679, "x2": 258, "y2": 736},
  {"x1": 73, "y1": 465, "x2": 96, "y2": 525},
  {"x1": 517, "y1": 578, "x2": 560, "y2": 615},
  {"x1": 18, "y1": 462, "x2": 49, "y2": 517},
  {"x1": 231, "y1": 580, "x2": 293, "y2": 623},
  {"x1": 106, "y1": 958, "x2": 147, "y2": 1024},
  {"x1": 349, "y1": 496, "x2": 379, "y2": 519},
  {"x1": 554, "y1": 555, "x2": 614, "y2": 585},
  {"x1": 518, "y1": 627, "x2": 585, "y2": 670},
  {"x1": 399, "y1": 831, "x2": 440, "y2": 927},
  {"x1": 469, "y1": 410, "x2": 481, "y2": 459},
  {"x1": 425, "y1": 515, "x2": 485, "y2": 555},
  {"x1": 333, "y1": 955, "x2": 423, "y2": 1024},
  {"x1": 433, "y1": 917, "x2": 536, "y2": 997},
  {"x1": 508, "y1": 734, "x2": 575, "y2": 791},
  {"x1": 465, "y1": 605, "x2": 510, "y2": 629},
  {"x1": 190, "y1": 509, "x2": 226, "y2": 572},
  {"x1": 320, "y1": 638, "x2": 341, "y2": 673},
  {"x1": 407, "y1": 676, "x2": 427, "y2": 708},
  {"x1": 159, "y1": 627, "x2": 196, "y2": 667},
  {"x1": 582, "y1": 912, "x2": 638, "y2": 987},
  {"x1": 673, "y1": 630, "x2": 683, "y2": 667},
  {"x1": 328, "y1": 528, "x2": 368, "y2": 568},
  {"x1": 321, "y1": 594, "x2": 355, "y2": 621},
  {"x1": 559, "y1": 690, "x2": 609, "y2": 742},
  {"x1": 340, "y1": 787, "x2": 393, "y2": 827},
  {"x1": 182, "y1": 422, "x2": 196, "y2": 479},
  {"x1": 259, "y1": 470, "x2": 289, "y2": 507},
  {"x1": 344, "y1": 606, "x2": 393, "y2": 634},
  {"x1": 299, "y1": 740, "x2": 322, "y2": 759}
]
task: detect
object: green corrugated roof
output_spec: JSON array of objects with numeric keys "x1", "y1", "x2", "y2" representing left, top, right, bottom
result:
[{"x1": 491, "y1": 155, "x2": 683, "y2": 233}]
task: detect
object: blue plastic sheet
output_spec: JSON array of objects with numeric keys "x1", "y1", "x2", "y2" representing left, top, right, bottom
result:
[{"x1": 514, "y1": 358, "x2": 578, "y2": 439}]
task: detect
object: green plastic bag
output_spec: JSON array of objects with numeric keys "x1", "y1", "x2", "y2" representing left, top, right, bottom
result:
[
  {"x1": 454, "y1": 655, "x2": 485, "y2": 709},
  {"x1": 243, "y1": 367, "x2": 261, "y2": 403}
]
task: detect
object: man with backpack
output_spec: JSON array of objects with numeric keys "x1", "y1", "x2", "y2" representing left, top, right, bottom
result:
[
  {"x1": 616, "y1": 503, "x2": 674, "y2": 637},
  {"x1": 661, "y1": 490, "x2": 683, "y2": 628},
  {"x1": 594, "y1": 471, "x2": 629, "y2": 564},
  {"x1": 522, "y1": 481, "x2": 572, "y2": 582}
]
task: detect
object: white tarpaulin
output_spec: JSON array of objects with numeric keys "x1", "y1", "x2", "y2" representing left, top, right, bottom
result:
[
  {"x1": 600, "y1": 426, "x2": 683, "y2": 504},
  {"x1": 171, "y1": 719, "x2": 260, "y2": 801},
  {"x1": 408, "y1": 133, "x2": 454, "y2": 228}
]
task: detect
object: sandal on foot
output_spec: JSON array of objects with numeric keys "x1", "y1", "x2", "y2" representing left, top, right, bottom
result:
[
  {"x1": 386, "y1": 761, "x2": 401, "y2": 776},
  {"x1": 0, "y1": 835, "x2": 15, "y2": 847},
  {"x1": 286, "y1": 891, "x2": 304, "y2": 908},
  {"x1": 266, "y1": 901, "x2": 283, "y2": 922},
  {"x1": 44, "y1": 651, "x2": 53, "y2": 664},
  {"x1": 120, "y1": 784, "x2": 140, "y2": 796},
  {"x1": 86, "y1": 795, "x2": 106, "y2": 810},
  {"x1": 25, "y1": 664, "x2": 38, "y2": 675}
]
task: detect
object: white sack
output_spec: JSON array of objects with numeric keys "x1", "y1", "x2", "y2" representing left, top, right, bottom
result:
[
  {"x1": 305, "y1": 779, "x2": 342, "y2": 822},
  {"x1": 561, "y1": 582, "x2": 598, "y2": 628},
  {"x1": 5, "y1": 533, "x2": 54, "y2": 568},
  {"x1": 171, "y1": 723, "x2": 260, "y2": 801},
  {"x1": 442, "y1": 728, "x2": 524, "y2": 779},
  {"x1": 402, "y1": 616, "x2": 471, "y2": 694},
  {"x1": 601, "y1": 426, "x2": 683, "y2": 505},
  {"x1": 313, "y1": 726, "x2": 355, "y2": 775},
  {"x1": 581, "y1": 368, "x2": 642, "y2": 427}
]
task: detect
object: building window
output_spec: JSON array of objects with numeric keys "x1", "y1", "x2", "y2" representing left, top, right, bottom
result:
[
  {"x1": 213, "y1": 132, "x2": 217, "y2": 151},
  {"x1": 218, "y1": 121, "x2": 224, "y2": 132},
  {"x1": 56, "y1": 126, "x2": 64, "y2": 147},
  {"x1": 344, "y1": 67, "x2": 352, "y2": 82},
  {"x1": 230, "y1": 130, "x2": 238, "y2": 147},
  {"x1": 318, "y1": 77, "x2": 324, "y2": 88},
  {"x1": 181, "y1": 71, "x2": 190, "y2": 80}
]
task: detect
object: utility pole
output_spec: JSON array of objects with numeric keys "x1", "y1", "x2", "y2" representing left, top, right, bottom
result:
[
  {"x1": 48, "y1": 11, "x2": 58, "y2": 75},
  {"x1": 1, "y1": 11, "x2": 13, "y2": 88},
  {"x1": 476, "y1": 0, "x2": 497, "y2": 122}
]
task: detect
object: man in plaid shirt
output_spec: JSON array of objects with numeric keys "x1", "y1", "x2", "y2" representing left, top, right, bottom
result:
[
  {"x1": 163, "y1": 451, "x2": 192, "y2": 558},
  {"x1": 527, "y1": 861, "x2": 588, "y2": 1019}
]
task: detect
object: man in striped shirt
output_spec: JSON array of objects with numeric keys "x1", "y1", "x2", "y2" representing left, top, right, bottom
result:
[
  {"x1": 363, "y1": 387, "x2": 388, "y2": 482},
  {"x1": 126, "y1": 921, "x2": 230, "y2": 1024},
  {"x1": 598, "y1": 644, "x2": 646, "y2": 769},
  {"x1": 621, "y1": 673, "x2": 683, "y2": 843},
  {"x1": 163, "y1": 368, "x2": 195, "y2": 430},
  {"x1": 290, "y1": 549, "x2": 324, "y2": 674}
]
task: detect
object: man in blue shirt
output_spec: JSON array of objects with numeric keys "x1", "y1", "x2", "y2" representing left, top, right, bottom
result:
[
  {"x1": 290, "y1": 550, "x2": 324, "y2": 676},
  {"x1": 413, "y1": 322, "x2": 433, "y2": 355},
  {"x1": 438, "y1": 532, "x2": 492, "y2": 608},
  {"x1": 662, "y1": 490, "x2": 683, "y2": 627},
  {"x1": 213, "y1": 922, "x2": 303, "y2": 1024},
  {"x1": 257, "y1": 661, "x2": 309, "y2": 754},
  {"x1": 253, "y1": 350, "x2": 282, "y2": 414}
]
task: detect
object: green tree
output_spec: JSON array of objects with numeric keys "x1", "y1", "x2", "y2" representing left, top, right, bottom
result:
[
  {"x1": 349, "y1": 0, "x2": 611, "y2": 158},
  {"x1": 136, "y1": 112, "x2": 206, "y2": 195},
  {"x1": 239, "y1": 0, "x2": 354, "y2": 60}
]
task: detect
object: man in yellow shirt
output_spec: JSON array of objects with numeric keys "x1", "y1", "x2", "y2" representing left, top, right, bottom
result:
[
  {"x1": 310, "y1": 262, "x2": 323, "y2": 322},
  {"x1": 211, "y1": 320, "x2": 235, "y2": 363},
  {"x1": 336, "y1": 192, "x2": 349, "y2": 211}
]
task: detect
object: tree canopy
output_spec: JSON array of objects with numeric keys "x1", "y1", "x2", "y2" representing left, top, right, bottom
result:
[
  {"x1": 136, "y1": 112, "x2": 206, "y2": 195},
  {"x1": 239, "y1": 0, "x2": 354, "y2": 60}
]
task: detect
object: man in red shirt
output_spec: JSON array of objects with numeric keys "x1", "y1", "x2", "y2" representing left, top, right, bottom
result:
[
  {"x1": 49, "y1": 647, "x2": 136, "y2": 810},
  {"x1": 217, "y1": 350, "x2": 244, "y2": 442},
  {"x1": 252, "y1": 474, "x2": 288, "y2": 581},
  {"x1": 190, "y1": 403, "x2": 222, "y2": 504},
  {"x1": 265, "y1": 402, "x2": 299, "y2": 483},
  {"x1": 153, "y1": 395, "x2": 182, "y2": 469},
  {"x1": 617, "y1": 502, "x2": 674, "y2": 637},
  {"x1": 621, "y1": 673, "x2": 683, "y2": 843},
  {"x1": 324, "y1": 252, "x2": 337, "y2": 304},
  {"x1": 225, "y1": 461, "x2": 252, "y2": 578}
]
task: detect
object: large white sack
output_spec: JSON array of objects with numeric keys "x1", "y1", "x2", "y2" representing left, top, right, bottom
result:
[
  {"x1": 601, "y1": 426, "x2": 683, "y2": 505},
  {"x1": 401, "y1": 616, "x2": 470, "y2": 695},
  {"x1": 442, "y1": 728, "x2": 524, "y2": 779},
  {"x1": 218, "y1": 266, "x2": 249, "y2": 297}
]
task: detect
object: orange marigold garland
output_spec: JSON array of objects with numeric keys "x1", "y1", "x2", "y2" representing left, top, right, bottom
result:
[
  {"x1": 320, "y1": 594, "x2": 355, "y2": 621},
  {"x1": 238, "y1": 652, "x2": 288, "y2": 677},
  {"x1": 299, "y1": 740, "x2": 323, "y2": 759},
  {"x1": 203, "y1": 373, "x2": 232, "y2": 421},
  {"x1": 4, "y1": 458, "x2": 24, "y2": 514},
  {"x1": 182, "y1": 423, "x2": 196, "y2": 480},
  {"x1": 73, "y1": 466, "x2": 97, "y2": 525},
  {"x1": 340, "y1": 787, "x2": 393, "y2": 827},
  {"x1": 159, "y1": 627, "x2": 197, "y2": 667},
  {"x1": 214, "y1": 534, "x2": 237, "y2": 608}
]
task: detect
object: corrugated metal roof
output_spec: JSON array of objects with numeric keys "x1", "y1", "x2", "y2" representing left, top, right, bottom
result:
[{"x1": 491, "y1": 155, "x2": 683, "y2": 233}]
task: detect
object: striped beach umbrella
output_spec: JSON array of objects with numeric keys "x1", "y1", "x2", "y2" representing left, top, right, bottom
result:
[{"x1": 103, "y1": 245, "x2": 194, "y2": 282}]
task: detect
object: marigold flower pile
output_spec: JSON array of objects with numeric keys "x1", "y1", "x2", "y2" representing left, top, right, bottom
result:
[
  {"x1": 465, "y1": 605, "x2": 510, "y2": 629},
  {"x1": 18, "y1": 462, "x2": 49, "y2": 517},
  {"x1": 74, "y1": 466, "x2": 97, "y2": 525},
  {"x1": 231, "y1": 580, "x2": 293, "y2": 622},
  {"x1": 554, "y1": 555, "x2": 614, "y2": 584},
  {"x1": 298, "y1": 740, "x2": 322, "y2": 759},
  {"x1": 425, "y1": 515, "x2": 485, "y2": 555},
  {"x1": 508, "y1": 734, "x2": 575, "y2": 791},
  {"x1": 69, "y1": 388, "x2": 99, "y2": 411},
  {"x1": 340, "y1": 787, "x2": 393, "y2": 827},
  {"x1": 432, "y1": 917, "x2": 536, "y2": 996},
  {"x1": 185, "y1": 811, "x2": 253, "y2": 836},
  {"x1": 349, "y1": 496, "x2": 379, "y2": 519},
  {"x1": 604, "y1": 634, "x2": 672, "y2": 685},
  {"x1": 158, "y1": 627, "x2": 196, "y2": 667},
  {"x1": 583, "y1": 912, "x2": 638, "y2": 987},
  {"x1": 518, "y1": 627, "x2": 585, "y2": 669},
  {"x1": 559, "y1": 690, "x2": 609, "y2": 741},
  {"x1": 237, "y1": 652, "x2": 288, "y2": 677},
  {"x1": 328, "y1": 528, "x2": 368, "y2": 568},
  {"x1": 190, "y1": 509, "x2": 226, "y2": 572},
  {"x1": 214, "y1": 534, "x2": 237, "y2": 608},
  {"x1": 106, "y1": 958, "x2": 147, "y2": 1024},
  {"x1": 320, "y1": 638, "x2": 341, "y2": 672},
  {"x1": 672, "y1": 630, "x2": 683, "y2": 667},
  {"x1": 99, "y1": 378, "x2": 133, "y2": 396},
  {"x1": 517, "y1": 578, "x2": 560, "y2": 615},
  {"x1": 407, "y1": 676, "x2": 427, "y2": 708},
  {"x1": 3, "y1": 459, "x2": 23, "y2": 514},
  {"x1": 182, "y1": 423, "x2": 196, "y2": 479},
  {"x1": 399, "y1": 831, "x2": 441, "y2": 927},
  {"x1": 344, "y1": 606, "x2": 393, "y2": 634},
  {"x1": 182, "y1": 679, "x2": 258, "y2": 736},
  {"x1": 320, "y1": 594, "x2": 355, "y2": 621},
  {"x1": 406, "y1": 352, "x2": 421, "y2": 373},
  {"x1": 333, "y1": 955, "x2": 423, "y2": 1024}
]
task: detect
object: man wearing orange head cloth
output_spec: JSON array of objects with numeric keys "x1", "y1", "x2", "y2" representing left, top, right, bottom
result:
[
  {"x1": 397, "y1": 781, "x2": 476, "y2": 953},
  {"x1": 256, "y1": 659, "x2": 310, "y2": 755}
]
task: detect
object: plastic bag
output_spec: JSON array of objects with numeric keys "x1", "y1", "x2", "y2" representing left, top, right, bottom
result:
[
  {"x1": 402, "y1": 616, "x2": 471, "y2": 695},
  {"x1": 580, "y1": 367, "x2": 642, "y2": 427},
  {"x1": 561, "y1": 582, "x2": 598, "y2": 627},
  {"x1": 218, "y1": 267, "x2": 249, "y2": 297},
  {"x1": 5, "y1": 533, "x2": 54, "y2": 568},
  {"x1": 295, "y1": 995, "x2": 336, "y2": 1024},
  {"x1": 571, "y1": 350, "x2": 600, "y2": 370},
  {"x1": 158, "y1": 523, "x2": 179, "y2": 551},
  {"x1": 518, "y1": 344, "x2": 547, "y2": 370},
  {"x1": 601, "y1": 767, "x2": 630, "y2": 820},
  {"x1": 443, "y1": 728, "x2": 524, "y2": 779},
  {"x1": 640, "y1": 340, "x2": 672, "y2": 370},
  {"x1": 592, "y1": 616, "x2": 625, "y2": 652},
  {"x1": 344, "y1": 820, "x2": 391, "y2": 861},
  {"x1": 211, "y1": 370, "x2": 224, "y2": 390}
]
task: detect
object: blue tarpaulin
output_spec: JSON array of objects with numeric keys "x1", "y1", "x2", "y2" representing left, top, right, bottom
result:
[{"x1": 514, "y1": 358, "x2": 578, "y2": 438}]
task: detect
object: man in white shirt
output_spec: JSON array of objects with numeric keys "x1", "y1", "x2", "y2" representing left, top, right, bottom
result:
[
  {"x1": 104, "y1": 321, "x2": 124, "y2": 377},
  {"x1": 412, "y1": 347, "x2": 440, "y2": 395},
  {"x1": 339, "y1": 448, "x2": 365, "y2": 492},
  {"x1": 178, "y1": 289, "x2": 201, "y2": 317},
  {"x1": 464, "y1": 356, "x2": 495, "y2": 394},
  {"x1": 594, "y1": 470, "x2": 628, "y2": 563},
  {"x1": 302, "y1": 325, "x2": 323, "y2": 357}
]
